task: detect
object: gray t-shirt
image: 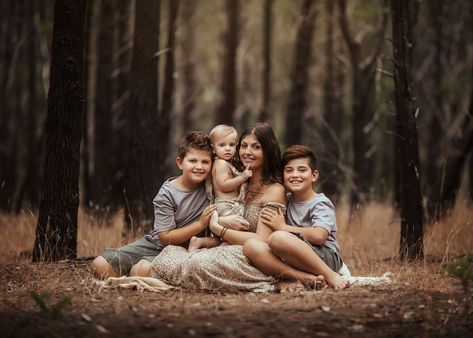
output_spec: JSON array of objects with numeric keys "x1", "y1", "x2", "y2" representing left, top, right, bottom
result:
[
  {"x1": 145, "y1": 178, "x2": 210, "y2": 248},
  {"x1": 285, "y1": 192, "x2": 340, "y2": 254}
]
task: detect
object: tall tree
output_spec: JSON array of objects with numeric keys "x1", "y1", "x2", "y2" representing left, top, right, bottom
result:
[
  {"x1": 92, "y1": 0, "x2": 115, "y2": 207},
  {"x1": 215, "y1": 0, "x2": 240, "y2": 126},
  {"x1": 158, "y1": 0, "x2": 180, "y2": 181},
  {"x1": 285, "y1": 0, "x2": 317, "y2": 147},
  {"x1": 0, "y1": 1, "x2": 16, "y2": 211},
  {"x1": 259, "y1": 0, "x2": 273, "y2": 123},
  {"x1": 25, "y1": 0, "x2": 40, "y2": 208},
  {"x1": 123, "y1": 0, "x2": 160, "y2": 234},
  {"x1": 180, "y1": 0, "x2": 197, "y2": 134},
  {"x1": 32, "y1": 0, "x2": 86, "y2": 261},
  {"x1": 391, "y1": 0, "x2": 423, "y2": 260},
  {"x1": 318, "y1": 0, "x2": 343, "y2": 201},
  {"x1": 338, "y1": 0, "x2": 388, "y2": 206}
]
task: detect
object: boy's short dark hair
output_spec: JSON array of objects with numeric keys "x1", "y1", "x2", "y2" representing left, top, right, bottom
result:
[
  {"x1": 177, "y1": 131, "x2": 213, "y2": 158},
  {"x1": 282, "y1": 145, "x2": 318, "y2": 170}
]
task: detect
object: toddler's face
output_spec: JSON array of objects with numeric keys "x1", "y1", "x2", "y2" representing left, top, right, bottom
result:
[{"x1": 213, "y1": 132, "x2": 238, "y2": 161}]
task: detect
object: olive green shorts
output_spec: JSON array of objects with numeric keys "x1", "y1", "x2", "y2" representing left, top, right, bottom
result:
[
  {"x1": 292, "y1": 232, "x2": 343, "y2": 272},
  {"x1": 101, "y1": 237, "x2": 163, "y2": 276}
]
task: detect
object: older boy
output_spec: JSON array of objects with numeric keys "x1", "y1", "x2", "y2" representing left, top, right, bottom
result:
[
  {"x1": 243, "y1": 145, "x2": 349, "y2": 289},
  {"x1": 91, "y1": 131, "x2": 217, "y2": 278}
]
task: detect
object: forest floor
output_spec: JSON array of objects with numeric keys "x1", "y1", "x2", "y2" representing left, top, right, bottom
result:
[{"x1": 1, "y1": 257, "x2": 472, "y2": 338}]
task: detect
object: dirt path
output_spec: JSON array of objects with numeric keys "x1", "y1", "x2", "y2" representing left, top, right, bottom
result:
[{"x1": 1, "y1": 259, "x2": 472, "y2": 337}]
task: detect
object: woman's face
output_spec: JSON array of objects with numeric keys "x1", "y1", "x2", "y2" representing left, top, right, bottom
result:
[{"x1": 239, "y1": 133, "x2": 264, "y2": 171}]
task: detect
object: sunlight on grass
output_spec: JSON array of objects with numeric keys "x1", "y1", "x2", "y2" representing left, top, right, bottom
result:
[{"x1": 1, "y1": 202, "x2": 472, "y2": 272}]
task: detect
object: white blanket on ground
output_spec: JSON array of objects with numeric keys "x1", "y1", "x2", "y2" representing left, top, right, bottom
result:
[
  {"x1": 95, "y1": 272, "x2": 392, "y2": 293},
  {"x1": 97, "y1": 276, "x2": 174, "y2": 293}
]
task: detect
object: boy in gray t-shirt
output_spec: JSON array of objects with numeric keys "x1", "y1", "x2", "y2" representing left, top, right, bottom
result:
[
  {"x1": 91, "y1": 131, "x2": 217, "y2": 278},
  {"x1": 245, "y1": 145, "x2": 349, "y2": 289}
]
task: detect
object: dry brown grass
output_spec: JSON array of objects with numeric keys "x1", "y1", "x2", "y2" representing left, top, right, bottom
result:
[{"x1": 1, "y1": 201, "x2": 472, "y2": 270}]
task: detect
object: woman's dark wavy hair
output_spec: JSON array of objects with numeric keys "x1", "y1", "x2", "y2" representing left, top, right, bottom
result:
[{"x1": 234, "y1": 123, "x2": 283, "y2": 185}]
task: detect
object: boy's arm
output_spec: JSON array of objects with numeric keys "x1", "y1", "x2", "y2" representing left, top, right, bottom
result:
[
  {"x1": 260, "y1": 208, "x2": 329, "y2": 245},
  {"x1": 213, "y1": 160, "x2": 251, "y2": 193},
  {"x1": 158, "y1": 204, "x2": 217, "y2": 246}
]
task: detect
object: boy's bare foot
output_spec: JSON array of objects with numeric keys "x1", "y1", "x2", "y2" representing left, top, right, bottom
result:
[
  {"x1": 188, "y1": 236, "x2": 202, "y2": 252},
  {"x1": 326, "y1": 274, "x2": 350, "y2": 289},
  {"x1": 304, "y1": 275, "x2": 326, "y2": 290}
]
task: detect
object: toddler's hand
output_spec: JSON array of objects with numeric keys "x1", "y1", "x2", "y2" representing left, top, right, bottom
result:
[
  {"x1": 199, "y1": 204, "x2": 217, "y2": 228},
  {"x1": 242, "y1": 164, "x2": 252, "y2": 180}
]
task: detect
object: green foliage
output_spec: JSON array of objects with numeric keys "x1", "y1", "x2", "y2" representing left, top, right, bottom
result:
[
  {"x1": 445, "y1": 254, "x2": 473, "y2": 292},
  {"x1": 30, "y1": 291, "x2": 71, "y2": 319}
]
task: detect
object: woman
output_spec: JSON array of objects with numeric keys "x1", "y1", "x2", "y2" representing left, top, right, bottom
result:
[{"x1": 150, "y1": 123, "x2": 323, "y2": 291}]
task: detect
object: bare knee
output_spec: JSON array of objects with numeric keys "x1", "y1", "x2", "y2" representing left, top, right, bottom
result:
[
  {"x1": 267, "y1": 231, "x2": 292, "y2": 254},
  {"x1": 130, "y1": 259, "x2": 151, "y2": 277},
  {"x1": 243, "y1": 239, "x2": 267, "y2": 261},
  {"x1": 91, "y1": 256, "x2": 119, "y2": 279}
]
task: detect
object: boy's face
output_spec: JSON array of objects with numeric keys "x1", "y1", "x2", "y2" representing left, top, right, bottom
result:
[
  {"x1": 213, "y1": 132, "x2": 238, "y2": 161},
  {"x1": 176, "y1": 148, "x2": 212, "y2": 186},
  {"x1": 283, "y1": 157, "x2": 318, "y2": 194}
]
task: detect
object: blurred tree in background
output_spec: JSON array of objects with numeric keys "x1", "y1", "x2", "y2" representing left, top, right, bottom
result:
[{"x1": 0, "y1": 0, "x2": 472, "y2": 242}]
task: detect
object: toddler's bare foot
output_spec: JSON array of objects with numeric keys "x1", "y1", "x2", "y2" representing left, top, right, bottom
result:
[
  {"x1": 327, "y1": 274, "x2": 350, "y2": 289},
  {"x1": 188, "y1": 236, "x2": 202, "y2": 252}
]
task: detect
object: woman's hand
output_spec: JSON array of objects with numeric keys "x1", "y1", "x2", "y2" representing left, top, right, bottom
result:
[
  {"x1": 260, "y1": 207, "x2": 286, "y2": 231},
  {"x1": 199, "y1": 204, "x2": 218, "y2": 228},
  {"x1": 219, "y1": 215, "x2": 250, "y2": 231}
]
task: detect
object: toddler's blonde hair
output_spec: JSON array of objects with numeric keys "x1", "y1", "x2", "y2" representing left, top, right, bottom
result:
[{"x1": 209, "y1": 124, "x2": 238, "y2": 145}]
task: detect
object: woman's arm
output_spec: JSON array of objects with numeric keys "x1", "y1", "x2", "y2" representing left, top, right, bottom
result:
[{"x1": 255, "y1": 183, "x2": 287, "y2": 240}]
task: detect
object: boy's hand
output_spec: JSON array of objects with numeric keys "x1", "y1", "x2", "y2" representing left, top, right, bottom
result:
[
  {"x1": 199, "y1": 204, "x2": 218, "y2": 228},
  {"x1": 260, "y1": 207, "x2": 286, "y2": 231},
  {"x1": 241, "y1": 164, "x2": 252, "y2": 180}
]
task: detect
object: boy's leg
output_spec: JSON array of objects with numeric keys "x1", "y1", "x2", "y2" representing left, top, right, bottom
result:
[
  {"x1": 91, "y1": 256, "x2": 120, "y2": 278},
  {"x1": 93, "y1": 237, "x2": 160, "y2": 278},
  {"x1": 243, "y1": 239, "x2": 324, "y2": 287},
  {"x1": 129, "y1": 259, "x2": 152, "y2": 277},
  {"x1": 267, "y1": 231, "x2": 349, "y2": 289}
]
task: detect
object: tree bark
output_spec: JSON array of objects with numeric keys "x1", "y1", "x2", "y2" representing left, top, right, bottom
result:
[
  {"x1": 338, "y1": 0, "x2": 388, "y2": 206},
  {"x1": 124, "y1": 0, "x2": 160, "y2": 234},
  {"x1": 25, "y1": 0, "x2": 39, "y2": 208},
  {"x1": 391, "y1": 0, "x2": 424, "y2": 261},
  {"x1": 319, "y1": 0, "x2": 342, "y2": 202},
  {"x1": 180, "y1": 0, "x2": 197, "y2": 134},
  {"x1": 158, "y1": 0, "x2": 179, "y2": 181},
  {"x1": 32, "y1": 0, "x2": 86, "y2": 261},
  {"x1": 215, "y1": 0, "x2": 239, "y2": 126},
  {"x1": 92, "y1": 0, "x2": 114, "y2": 207},
  {"x1": 285, "y1": 0, "x2": 317, "y2": 147},
  {"x1": 259, "y1": 0, "x2": 273, "y2": 123}
]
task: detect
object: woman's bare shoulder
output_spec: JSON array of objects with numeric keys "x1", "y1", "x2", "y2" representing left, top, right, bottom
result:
[{"x1": 261, "y1": 183, "x2": 286, "y2": 203}]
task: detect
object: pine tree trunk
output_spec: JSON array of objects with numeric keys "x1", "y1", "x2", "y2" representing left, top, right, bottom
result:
[
  {"x1": 338, "y1": 0, "x2": 387, "y2": 207},
  {"x1": 319, "y1": 0, "x2": 342, "y2": 201},
  {"x1": 124, "y1": 0, "x2": 160, "y2": 234},
  {"x1": 259, "y1": 0, "x2": 273, "y2": 123},
  {"x1": 92, "y1": 0, "x2": 114, "y2": 207},
  {"x1": 32, "y1": 0, "x2": 86, "y2": 262},
  {"x1": 158, "y1": 0, "x2": 179, "y2": 181},
  {"x1": 215, "y1": 0, "x2": 239, "y2": 126},
  {"x1": 391, "y1": 0, "x2": 424, "y2": 261},
  {"x1": 25, "y1": 0, "x2": 39, "y2": 208},
  {"x1": 0, "y1": 1, "x2": 15, "y2": 211},
  {"x1": 180, "y1": 0, "x2": 196, "y2": 134},
  {"x1": 285, "y1": 0, "x2": 317, "y2": 147}
]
